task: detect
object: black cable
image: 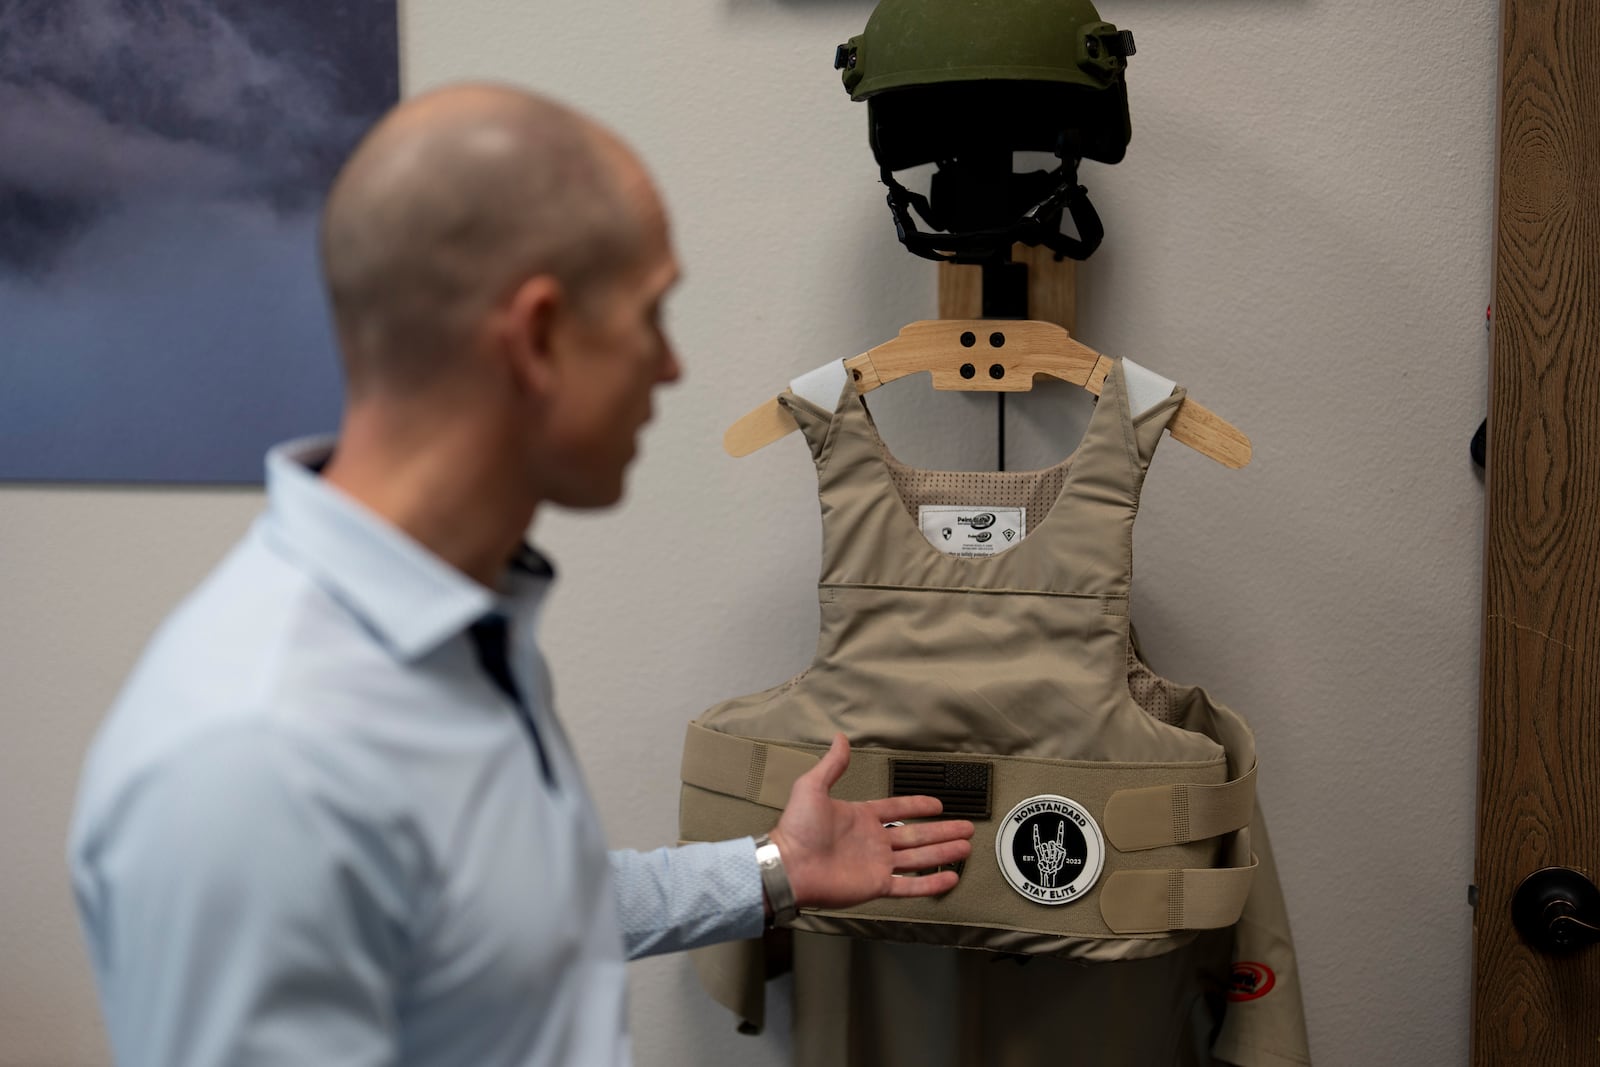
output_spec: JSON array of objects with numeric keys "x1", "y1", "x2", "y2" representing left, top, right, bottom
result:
[{"x1": 998, "y1": 393, "x2": 1007, "y2": 471}]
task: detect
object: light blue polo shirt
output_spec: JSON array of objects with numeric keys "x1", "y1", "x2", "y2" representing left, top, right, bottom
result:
[{"x1": 68, "y1": 438, "x2": 763, "y2": 1066}]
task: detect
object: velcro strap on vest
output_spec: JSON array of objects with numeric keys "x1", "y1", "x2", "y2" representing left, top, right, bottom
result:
[
  {"x1": 1099, "y1": 856, "x2": 1259, "y2": 933},
  {"x1": 1101, "y1": 761, "x2": 1256, "y2": 851},
  {"x1": 681, "y1": 722, "x2": 819, "y2": 810}
]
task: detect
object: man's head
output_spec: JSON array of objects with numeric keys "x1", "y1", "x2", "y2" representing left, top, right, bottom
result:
[{"x1": 320, "y1": 83, "x2": 681, "y2": 510}]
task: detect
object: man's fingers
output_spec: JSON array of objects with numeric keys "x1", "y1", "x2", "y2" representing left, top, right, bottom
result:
[
  {"x1": 799, "y1": 733, "x2": 851, "y2": 794},
  {"x1": 887, "y1": 819, "x2": 974, "y2": 849},
  {"x1": 884, "y1": 869, "x2": 961, "y2": 898},
  {"x1": 891, "y1": 840, "x2": 971, "y2": 872},
  {"x1": 866, "y1": 794, "x2": 945, "y2": 823}
]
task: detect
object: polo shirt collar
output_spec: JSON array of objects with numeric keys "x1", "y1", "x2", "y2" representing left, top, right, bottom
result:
[{"x1": 261, "y1": 436, "x2": 550, "y2": 661}]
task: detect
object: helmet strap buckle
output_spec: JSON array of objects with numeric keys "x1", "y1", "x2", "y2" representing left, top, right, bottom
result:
[{"x1": 879, "y1": 159, "x2": 1105, "y2": 264}]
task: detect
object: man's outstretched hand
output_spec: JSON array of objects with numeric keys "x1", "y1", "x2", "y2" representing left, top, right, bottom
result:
[{"x1": 767, "y1": 733, "x2": 975, "y2": 911}]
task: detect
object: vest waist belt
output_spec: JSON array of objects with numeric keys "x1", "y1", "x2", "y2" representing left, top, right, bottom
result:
[{"x1": 680, "y1": 722, "x2": 1258, "y2": 937}]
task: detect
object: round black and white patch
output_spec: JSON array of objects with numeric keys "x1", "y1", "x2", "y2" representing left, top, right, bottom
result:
[{"x1": 994, "y1": 794, "x2": 1105, "y2": 905}]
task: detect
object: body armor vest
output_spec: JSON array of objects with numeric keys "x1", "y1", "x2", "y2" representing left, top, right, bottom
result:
[{"x1": 680, "y1": 361, "x2": 1311, "y2": 1065}]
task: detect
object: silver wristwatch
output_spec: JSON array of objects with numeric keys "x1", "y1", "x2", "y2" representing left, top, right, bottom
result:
[{"x1": 753, "y1": 833, "x2": 798, "y2": 927}]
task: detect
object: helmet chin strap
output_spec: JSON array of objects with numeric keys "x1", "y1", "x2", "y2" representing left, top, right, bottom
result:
[{"x1": 880, "y1": 160, "x2": 1105, "y2": 264}]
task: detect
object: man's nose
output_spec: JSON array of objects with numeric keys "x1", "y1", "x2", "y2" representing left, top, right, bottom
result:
[{"x1": 658, "y1": 342, "x2": 682, "y2": 384}]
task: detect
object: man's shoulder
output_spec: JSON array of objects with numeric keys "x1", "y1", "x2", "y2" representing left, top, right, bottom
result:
[
  {"x1": 117, "y1": 528, "x2": 355, "y2": 729},
  {"x1": 73, "y1": 530, "x2": 391, "y2": 836},
  {"x1": 67, "y1": 701, "x2": 430, "y2": 946}
]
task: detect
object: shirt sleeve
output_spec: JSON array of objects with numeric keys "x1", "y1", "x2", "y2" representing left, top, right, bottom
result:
[
  {"x1": 71, "y1": 726, "x2": 410, "y2": 1067},
  {"x1": 607, "y1": 839, "x2": 765, "y2": 960}
]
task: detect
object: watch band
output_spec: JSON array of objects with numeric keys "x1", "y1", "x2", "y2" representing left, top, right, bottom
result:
[{"x1": 753, "y1": 833, "x2": 798, "y2": 927}]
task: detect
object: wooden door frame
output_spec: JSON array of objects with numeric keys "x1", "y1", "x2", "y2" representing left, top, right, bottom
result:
[{"x1": 1473, "y1": 0, "x2": 1600, "y2": 1061}]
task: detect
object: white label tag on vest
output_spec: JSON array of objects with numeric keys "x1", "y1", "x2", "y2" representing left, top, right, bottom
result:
[{"x1": 917, "y1": 506, "x2": 1026, "y2": 557}]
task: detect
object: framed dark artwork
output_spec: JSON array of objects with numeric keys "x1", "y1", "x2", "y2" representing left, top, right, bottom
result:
[{"x1": 0, "y1": 0, "x2": 400, "y2": 483}]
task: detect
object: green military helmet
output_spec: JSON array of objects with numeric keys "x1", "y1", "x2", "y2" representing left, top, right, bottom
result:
[
  {"x1": 834, "y1": 0, "x2": 1136, "y2": 262},
  {"x1": 838, "y1": 0, "x2": 1135, "y2": 105}
]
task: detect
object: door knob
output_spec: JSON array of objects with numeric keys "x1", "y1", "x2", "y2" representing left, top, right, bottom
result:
[{"x1": 1512, "y1": 867, "x2": 1600, "y2": 953}]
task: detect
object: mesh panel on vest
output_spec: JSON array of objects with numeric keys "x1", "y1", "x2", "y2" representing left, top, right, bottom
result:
[
  {"x1": 1127, "y1": 642, "x2": 1181, "y2": 725},
  {"x1": 881, "y1": 451, "x2": 1071, "y2": 533}
]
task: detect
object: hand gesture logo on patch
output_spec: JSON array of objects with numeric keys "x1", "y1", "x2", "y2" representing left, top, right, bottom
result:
[{"x1": 1033, "y1": 820, "x2": 1067, "y2": 888}]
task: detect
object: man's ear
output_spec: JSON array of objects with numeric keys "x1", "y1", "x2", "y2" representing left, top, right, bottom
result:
[{"x1": 501, "y1": 274, "x2": 567, "y2": 398}]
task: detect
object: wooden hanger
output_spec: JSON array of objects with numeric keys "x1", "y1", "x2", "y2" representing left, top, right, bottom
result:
[{"x1": 723, "y1": 319, "x2": 1252, "y2": 468}]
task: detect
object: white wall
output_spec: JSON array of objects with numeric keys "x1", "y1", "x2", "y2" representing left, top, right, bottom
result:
[{"x1": 0, "y1": 1, "x2": 1497, "y2": 1063}]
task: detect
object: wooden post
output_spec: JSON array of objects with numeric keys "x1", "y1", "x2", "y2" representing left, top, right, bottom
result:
[{"x1": 936, "y1": 243, "x2": 1078, "y2": 332}]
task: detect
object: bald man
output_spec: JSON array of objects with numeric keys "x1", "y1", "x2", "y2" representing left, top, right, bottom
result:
[{"x1": 68, "y1": 85, "x2": 973, "y2": 1066}]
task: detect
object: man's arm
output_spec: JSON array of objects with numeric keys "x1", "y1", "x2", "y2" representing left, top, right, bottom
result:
[
  {"x1": 612, "y1": 734, "x2": 973, "y2": 960},
  {"x1": 72, "y1": 727, "x2": 406, "y2": 1066},
  {"x1": 608, "y1": 841, "x2": 764, "y2": 960}
]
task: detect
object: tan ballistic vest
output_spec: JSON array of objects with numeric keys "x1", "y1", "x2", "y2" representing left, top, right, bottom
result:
[{"x1": 680, "y1": 361, "x2": 1311, "y2": 1066}]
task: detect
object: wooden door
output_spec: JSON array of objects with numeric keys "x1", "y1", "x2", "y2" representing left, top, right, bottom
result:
[{"x1": 1472, "y1": 0, "x2": 1600, "y2": 1061}]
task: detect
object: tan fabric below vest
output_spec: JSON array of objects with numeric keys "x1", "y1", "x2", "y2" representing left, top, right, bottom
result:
[{"x1": 680, "y1": 362, "x2": 1310, "y2": 1066}]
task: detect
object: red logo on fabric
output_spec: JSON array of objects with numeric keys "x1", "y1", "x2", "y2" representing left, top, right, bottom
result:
[{"x1": 1228, "y1": 962, "x2": 1276, "y2": 1002}]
